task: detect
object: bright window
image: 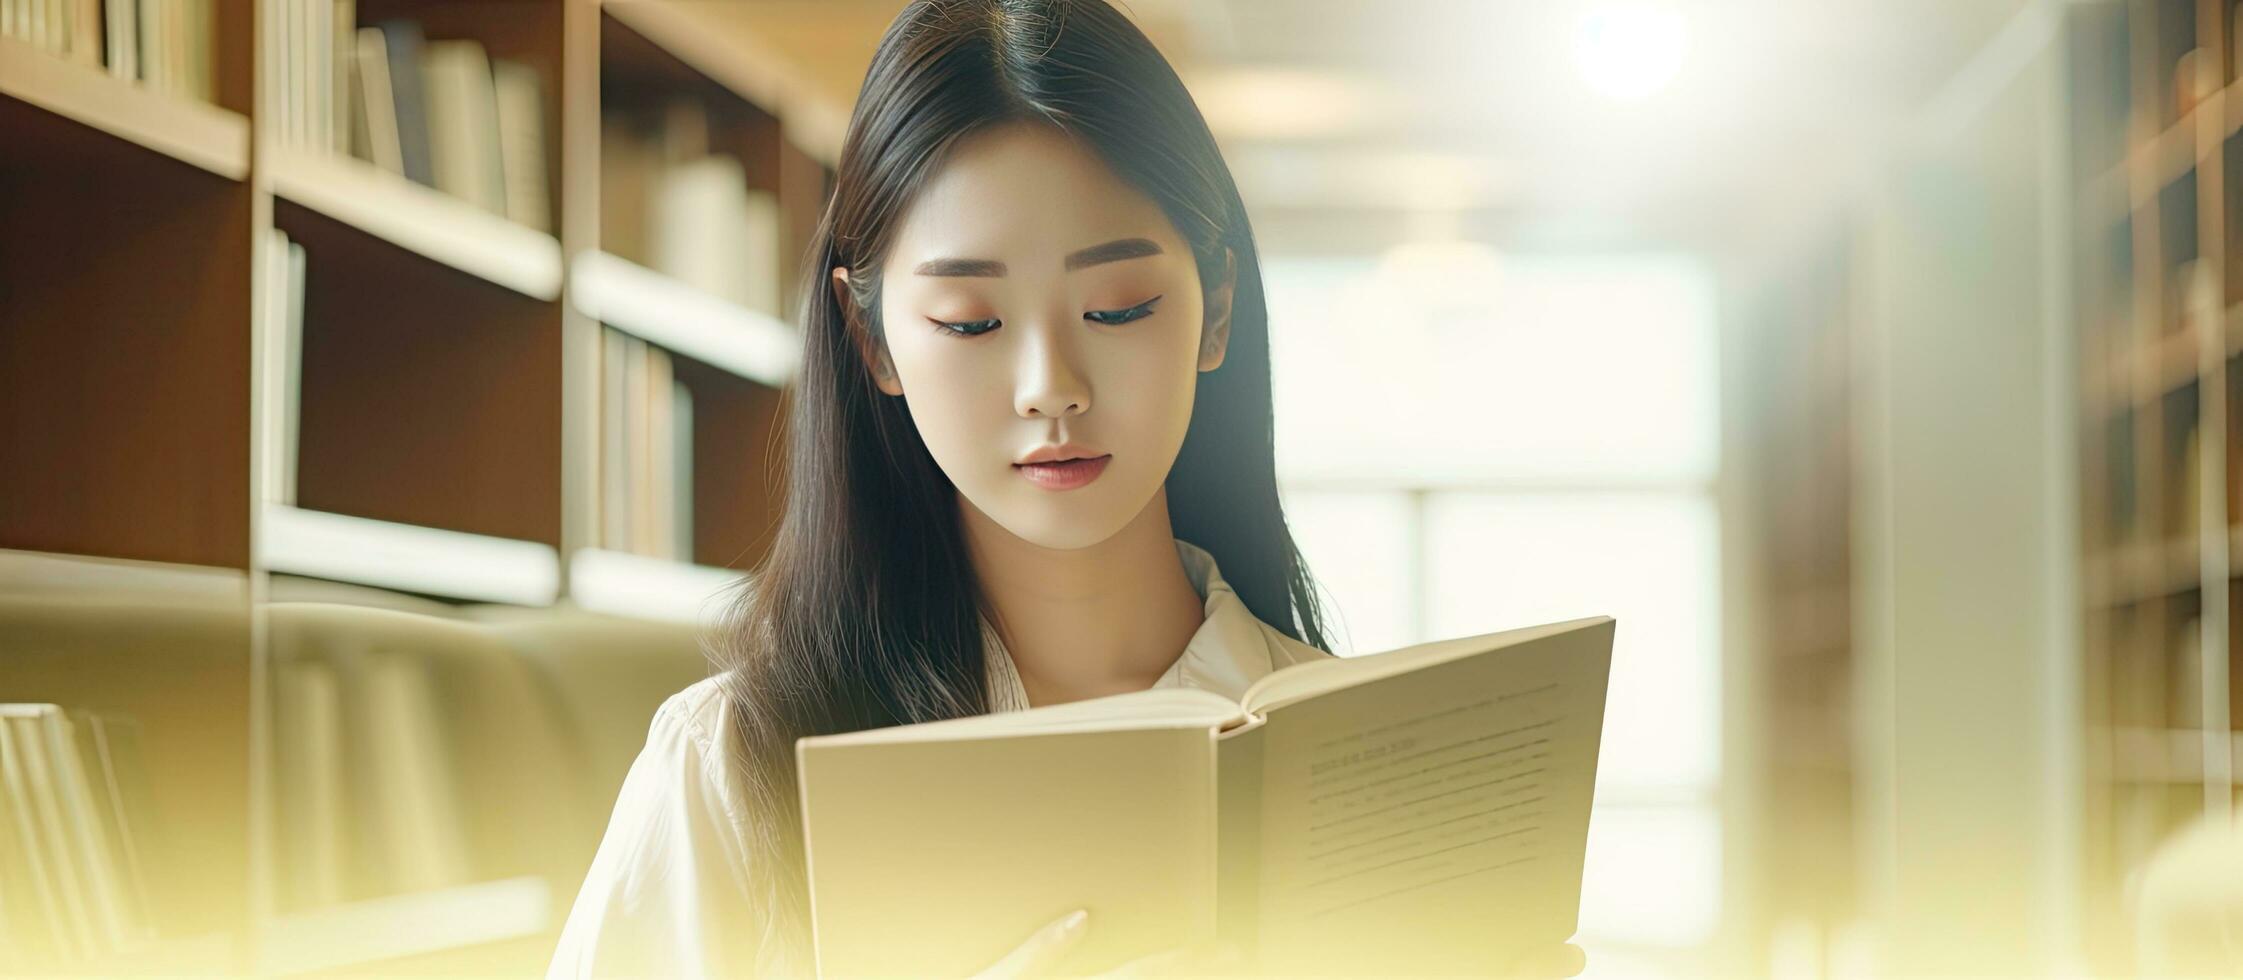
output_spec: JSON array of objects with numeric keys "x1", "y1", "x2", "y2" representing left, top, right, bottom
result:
[{"x1": 1266, "y1": 250, "x2": 1722, "y2": 959}]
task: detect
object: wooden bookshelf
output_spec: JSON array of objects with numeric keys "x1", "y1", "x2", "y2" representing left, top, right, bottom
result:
[
  {"x1": 2066, "y1": 0, "x2": 2243, "y2": 972},
  {"x1": 258, "y1": 504, "x2": 560, "y2": 607},
  {"x1": 2, "y1": 57, "x2": 256, "y2": 576},
  {"x1": 0, "y1": 550, "x2": 254, "y2": 970},
  {"x1": 569, "y1": 249, "x2": 799, "y2": 387},
  {"x1": 565, "y1": 0, "x2": 825, "y2": 596},
  {"x1": 0, "y1": 32, "x2": 250, "y2": 178},
  {"x1": 1, "y1": 0, "x2": 837, "y2": 969},
  {"x1": 265, "y1": 144, "x2": 564, "y2": 300},
  {"x1": 567, "y1": 546, "x2": 743, "y2": 626}
]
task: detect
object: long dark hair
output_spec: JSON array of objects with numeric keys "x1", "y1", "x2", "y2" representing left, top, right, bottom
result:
[{"x1": 712, "y1": 0, "x2": 1332, "y2": 969}]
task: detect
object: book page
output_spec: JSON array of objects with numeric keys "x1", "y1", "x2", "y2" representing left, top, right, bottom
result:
[
  {"x1": 1242, "y1": 615, "x2": 1609, "y2": 714},
  {"x1": 803, "y1": 685, "x2": 1243, "y2": 746},
  {"x1": 1249, "y1": 617, "x2": 1614, "y2": 975},
  {"x1": 798, "y1": 725, "x2": 1223, "y2": 977}
]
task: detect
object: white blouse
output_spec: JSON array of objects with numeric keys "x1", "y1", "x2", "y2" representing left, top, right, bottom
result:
[{"x1": 546, "y1": 538, "x2": 1336, "y2": 978}]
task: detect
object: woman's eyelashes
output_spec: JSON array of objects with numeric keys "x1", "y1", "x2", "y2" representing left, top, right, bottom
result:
[
  {"x1": 927, "y1": 295, "x2": 1163, "y2": 338},
  {"x1": 1084, "y1": 294, "x2": 1162, "y2": 325},
  {"x1": 928, "y1": 316, "x2": 1001, "y2": 338}
]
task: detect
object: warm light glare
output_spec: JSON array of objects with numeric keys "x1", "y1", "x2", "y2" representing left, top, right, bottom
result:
[
  {"x1": 1373, "y1": 238, "x2": 1508, "y2": 317},
  {"x1": 1186, "y1": 67, "x2": 1379, "y2": 141},
  {"x1": 1574, "y1": 3, "x2": 1688, "y2": 101},
  {"x1": 1265, "y1": 253, "x2": 1720, "y2": 487}
]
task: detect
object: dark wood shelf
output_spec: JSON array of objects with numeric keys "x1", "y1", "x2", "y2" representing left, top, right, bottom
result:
[
  {"x1": 569, "y1": 250, "x2": 800, "y2": 387},
  {"x1": 0, "y1": 34, "x2": 250, "y2": 179},
  {"x1": 281, "y1": 195, "x2": 566, "y2": 548},
  {"x1": 0, "y1": 112, "x2": 254, "y2": 568},
  {"x1": 267, "y1": 147, "x2": 563, "y2": 300},
  {"x1": 0, "y1": 0, "x2": 855, "y2": 969}
]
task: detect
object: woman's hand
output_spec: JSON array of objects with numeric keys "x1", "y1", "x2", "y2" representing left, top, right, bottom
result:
[
  {"x1": 968, "y1": 909, "x2": 1248, "y2": 979},
  {"x1": 971, "y1": 909, "x2": 1091, "y2": 979}
]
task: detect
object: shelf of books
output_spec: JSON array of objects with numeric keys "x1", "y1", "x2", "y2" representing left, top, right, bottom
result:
[
  {"x1": 0, "y1": 30, "x2": 249, "y2": 178},
  {"x1": 572, "y1": 0, "x2": 823, "y2": 619},
  {"x1": 1736, "y1": 228, "x2": 1860, "y2": 976},
  {"x1": 0, "y1": 550, "x2": 254, "y2": 973},
  {"x1": 1, "y1": 0, "x2": 836, "y2": 970},
  {"x1": 2066, "y1": 0, "x2": 2243, "y2": 973}
]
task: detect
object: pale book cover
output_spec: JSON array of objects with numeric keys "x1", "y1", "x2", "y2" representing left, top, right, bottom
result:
[
  {"x1": 421, "y1": 38, "x2": 505, "y2": 215},
  {"x1": 490, "y1": 58, "x2": 551, "y2": 232},
  {"x1": 797, "y1": 615, "x2": 1615, "y2": 978}
]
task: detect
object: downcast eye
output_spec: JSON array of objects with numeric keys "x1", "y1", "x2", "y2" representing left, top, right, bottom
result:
[
  {"x1": 929, "y1": 317, "x2": 1000, "y2": 337},
  {"x1": 1086, "y1": 295, "x2": 1162, "y2": 325}
]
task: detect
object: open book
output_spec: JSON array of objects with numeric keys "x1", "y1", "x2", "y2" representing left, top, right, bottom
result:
[{"x1": 795, "y1": 614, "x2": 1615, "y2": 978}]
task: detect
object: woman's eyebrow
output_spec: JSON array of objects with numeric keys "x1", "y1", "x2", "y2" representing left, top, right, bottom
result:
[{"x1": 912, "y1": 238, "x2": 1164, "y2": 277}]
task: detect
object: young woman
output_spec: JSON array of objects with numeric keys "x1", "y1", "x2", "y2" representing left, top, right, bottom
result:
[{"x1": 549, "y1": 1, "x2": 1585, "y2": 976}]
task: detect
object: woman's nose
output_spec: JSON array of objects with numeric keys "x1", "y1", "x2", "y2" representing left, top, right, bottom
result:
[{"x1": 1013, "y1": 325, "x2": 1091, "y2": 419}]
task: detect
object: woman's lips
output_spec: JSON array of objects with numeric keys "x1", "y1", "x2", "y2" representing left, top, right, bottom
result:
[{"x1": 1013, "y1": 454, "x2": 1111, "y2": 490}]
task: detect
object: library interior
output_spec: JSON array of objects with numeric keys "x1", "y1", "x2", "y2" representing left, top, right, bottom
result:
[{"x1": 2, "y1": 0, "x2": 2240, "y2": 977}]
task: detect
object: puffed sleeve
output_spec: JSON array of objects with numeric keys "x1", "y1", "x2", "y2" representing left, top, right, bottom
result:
[{"x1": 547, "y1": 680, "x2": 769, "y2": 978}]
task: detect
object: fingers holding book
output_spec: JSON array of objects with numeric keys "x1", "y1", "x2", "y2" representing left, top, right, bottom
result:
[{"x1": 971, "y1": 908, "x2": 1089, "y2": 979}]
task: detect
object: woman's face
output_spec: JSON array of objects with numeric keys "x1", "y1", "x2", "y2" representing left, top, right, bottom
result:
[{"x1": 838, "y1": 121, "x2": 1233, "y2": 550}]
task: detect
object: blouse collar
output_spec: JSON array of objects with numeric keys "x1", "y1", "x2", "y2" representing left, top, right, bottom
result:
[{"x1": 979, "y1": 538, "x2": 1278, "y2": 712}]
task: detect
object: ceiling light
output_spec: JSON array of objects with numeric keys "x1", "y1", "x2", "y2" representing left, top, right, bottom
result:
[{"x1": 1575, "y1": 2, "x2": 1688, "y2": 102}]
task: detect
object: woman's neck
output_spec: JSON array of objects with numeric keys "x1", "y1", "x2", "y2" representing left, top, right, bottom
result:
[{"x1": 960, "y1": 486, "x2": 1207, "y2": 708}]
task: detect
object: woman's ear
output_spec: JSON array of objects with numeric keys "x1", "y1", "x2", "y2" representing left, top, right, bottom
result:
[
  {"x1": 833, "y1": 266, "x2": 904, "y2": 396},
  {"x1": 1197, "y1": 245, "x2": 1236, "y2": 373}
]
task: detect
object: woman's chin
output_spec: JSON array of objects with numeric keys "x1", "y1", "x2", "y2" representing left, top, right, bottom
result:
[
  {"x1": 964, "y1": 485, "x2": 1149, "y2": 552},
  {"x1": 992, "y1": 509, "x2": 1130, "y2": 552}
]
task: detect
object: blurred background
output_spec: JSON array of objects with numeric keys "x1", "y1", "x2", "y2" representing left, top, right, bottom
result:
[{"x1": 2, "y1": 0, "x2": 2237, "y2": 976}]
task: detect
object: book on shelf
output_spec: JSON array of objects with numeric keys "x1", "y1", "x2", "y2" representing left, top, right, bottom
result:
[
  {"x1": 489, "y1": 58, "x2": 550, "y2": 232},
  {"x1": 603, "y1": 99, "x2": 782, "y2": 315},
  {"x1": 421, "y1": 38, "x2": 503, "y2": 216},
  {"x1": 353, "y1": 656, "x2": 471, "y2": 894},
  {"x1": 254, "y1": 9, "x2": 554, "y2": 231},
  {"x1": 666, "y1": 356, "x2": 693, "y2": 562},
  {"x1": 102, "y1": 0, "x2": 136, "y2": 82},
  {"x1": 645, "y1": 343, "x2": 673, "y2": 556},
  {"x1": 269, "y1": 637, "x2": 485, "y2": 912},
  {"x1": 373, "y1": 17, "x2": 432, "y2": 185},
  {"x1": 79, "y1": 714, "x2": 155, "y2": 936},
  {"x1": 1, "y1": 704, "x2": 93, "y2": 964},
  {"x1": 623, "y1": 335, "x2": 652, "y2": 556},
  {"x1": 260, "y1": 227, "x2": 305, "y2": 506},
  {"x1": 276, "y1": 659, "x2": 346, "y2": 909},
  {"x1": 598, "y1": 329, "x2": 697, "y2": 563},
  {"x1": 600, "y1": 328, "x2": 632, "y2": 556},
  {"x1": 0, "y1": 705, "x2": 162, "y2": 970},
  {"x1": 1, "y1": 0, "x2": 213, "y2": 102},
  {"x1": 327, "y1": 0, "x2": 348, "y2": 155},
  {"x1": 347, "y1": 24, "x2": 398, "y2": 173},
  {"x1": 6, "y1": 0, "x2": 99, "y2": 67},
  {"x1": 651, "y1": 153, "x2": 781, "y2": 318},
  {"x1": 795, "y1": 615, "x2": 1617, "y2": 978},
  {"x1": 260, "y1": 0, "x2": 350, "y2": 152}
]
